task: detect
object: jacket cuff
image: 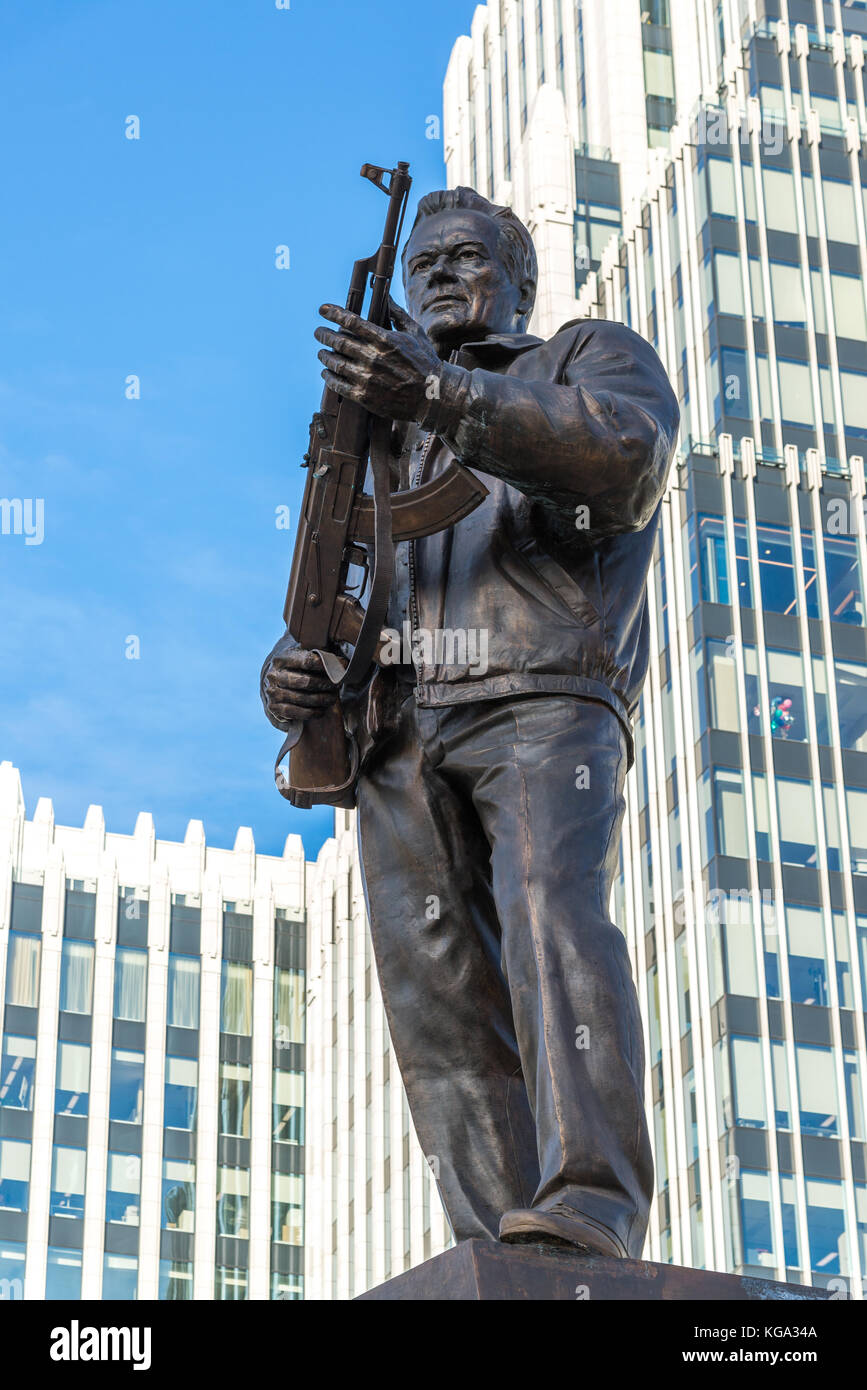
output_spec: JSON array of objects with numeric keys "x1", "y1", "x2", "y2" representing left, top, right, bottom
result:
[{"x1": 417, "y1": 362, "x2": 472, "y2": 435}]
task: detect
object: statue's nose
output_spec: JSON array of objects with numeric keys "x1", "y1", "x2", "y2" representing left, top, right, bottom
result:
[{"x1": 428, "y1": 257, "x2": 457, "y2": 283}]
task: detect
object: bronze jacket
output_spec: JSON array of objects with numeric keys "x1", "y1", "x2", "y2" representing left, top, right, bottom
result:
[{"x1": 354, "y1": 317, "x2": 680, "y2": 767}]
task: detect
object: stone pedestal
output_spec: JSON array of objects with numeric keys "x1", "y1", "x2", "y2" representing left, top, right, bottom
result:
[{"x1": 355, "y1": 1239, "x2": 832, "y2": 1301}]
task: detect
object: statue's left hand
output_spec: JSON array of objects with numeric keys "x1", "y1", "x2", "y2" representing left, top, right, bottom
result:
[{"x1": 314, "y1": 298, "x2": 442, "y2": 421}]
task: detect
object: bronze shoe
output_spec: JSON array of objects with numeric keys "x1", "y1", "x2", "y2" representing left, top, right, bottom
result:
[{"x1": 499, "y1": 1205, "x2": 628, "y2": 1258}]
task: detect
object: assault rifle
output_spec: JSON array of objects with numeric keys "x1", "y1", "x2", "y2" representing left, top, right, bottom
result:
[{"x1": 274, "y1": 160, "x2": 488, "y2": 809}]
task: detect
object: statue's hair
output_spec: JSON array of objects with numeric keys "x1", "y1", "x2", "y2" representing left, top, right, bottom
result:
[{"x1": 402, "y1": 187, "x2": 537, "y2": 317}]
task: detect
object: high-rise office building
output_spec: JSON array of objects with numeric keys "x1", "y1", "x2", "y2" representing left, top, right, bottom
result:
[
  {"x1": 440, "y1": 0, "x2": 867, "y2": 1291},
  {"x1": 0, "y1": 760, "x2": 306, "y2": 1300}
]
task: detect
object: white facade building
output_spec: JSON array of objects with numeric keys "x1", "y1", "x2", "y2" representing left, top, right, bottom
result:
[
  {"x1": 0, "y1": 761, "x2": 448, "y2": 1301},
  {"x1": 0, "y1": 759, "x2": 307, "y2": 1301}
]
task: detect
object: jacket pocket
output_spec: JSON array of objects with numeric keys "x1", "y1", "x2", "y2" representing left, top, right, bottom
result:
[{"x1": 512, "y1": 537, "x2": 602, "y2": 628}]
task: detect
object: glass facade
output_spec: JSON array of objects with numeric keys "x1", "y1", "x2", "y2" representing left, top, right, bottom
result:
[{"x1": 444, "y1": 0, "x2": 867, "y2": 1295}]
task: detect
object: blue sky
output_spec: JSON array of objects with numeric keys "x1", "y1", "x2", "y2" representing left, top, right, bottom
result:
[{"x1": 0, "y1": 0, "x2": 476, "y2": 860}]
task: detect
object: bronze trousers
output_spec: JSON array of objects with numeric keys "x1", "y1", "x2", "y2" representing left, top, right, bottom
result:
[{"x1": 356, "y1": 692, "x2": 653, "y2": 1255}]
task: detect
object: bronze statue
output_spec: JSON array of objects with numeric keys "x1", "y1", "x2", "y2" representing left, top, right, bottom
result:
[{"x1": 262, "y1": 179, "x2": 679, "y2": 1258}]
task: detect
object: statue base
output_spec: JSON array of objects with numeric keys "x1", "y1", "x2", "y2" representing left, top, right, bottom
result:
[{"x1": 355, "y1": 1239, "x2": 832, "y2": 1301}]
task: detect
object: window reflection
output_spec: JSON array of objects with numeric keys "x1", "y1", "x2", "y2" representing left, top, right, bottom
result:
[
  {"x1": 162, "y1": 1159, "x2": 195, "y2": 1231},
  {"x1": 0, "y1": 1035, "x2": 36, "y2": 1109},
  {"x1": 109, "y1": 1048, "x2": 144, "y2": 1125},
  {"x1": 106, "y1": 1152, "x2": 141, "y2": 1225},
  {"x1": 219, "y1": 1063, "x2": 251, "y2": 1138},
  {"x1": 164, "y1": 1057, "x2": 197, "y2": 1131},
  {"x1": 55, "y1": 1041, "x2": 90, "y2": 1117},
  {"x1": 0, "y1": 1139, "x2": 30, "y2": 1212},
  {"x1": 216, "y1": 1167, "x2": 249, "y2": 1237},
  {"x1": 220, "y1": 963, "x2": 253, "y2": 1036}
]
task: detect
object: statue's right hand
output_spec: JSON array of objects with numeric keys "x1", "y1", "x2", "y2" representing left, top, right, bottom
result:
[{"x1": 260, "y1": 632, "x2": 335, "y2": 730}]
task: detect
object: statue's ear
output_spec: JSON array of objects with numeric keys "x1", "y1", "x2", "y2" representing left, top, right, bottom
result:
[{"x1": 517, "y1": 278, "x2": 536, "y2": 320}]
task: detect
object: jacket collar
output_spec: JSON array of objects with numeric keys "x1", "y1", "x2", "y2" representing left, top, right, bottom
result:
[{"x1": 454, "y1": 331, "x2": 544, "y2": 367}]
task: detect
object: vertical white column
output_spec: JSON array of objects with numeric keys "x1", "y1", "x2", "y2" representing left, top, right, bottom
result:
[
  {"x1": 80, "y1": 861, "x2": 116, "y2": 1299},
  {"x1": 23, "y1": 847, "x2": 64, "y2": 1300}
]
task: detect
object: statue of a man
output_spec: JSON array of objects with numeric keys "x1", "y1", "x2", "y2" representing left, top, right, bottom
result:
[{"x1": 262, "y1": 187, "x2": 679, "y2": 1258}]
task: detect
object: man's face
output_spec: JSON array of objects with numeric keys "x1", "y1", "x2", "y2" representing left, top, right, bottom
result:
[{"x1": 403, "y1": 209, "x2": 528, "y2": 354}]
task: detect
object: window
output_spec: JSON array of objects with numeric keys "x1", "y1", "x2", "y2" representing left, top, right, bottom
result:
[
  {"x1": 747, "y1": 648, "x2": 808, "y2": 743},
  {"x1": 787, "y1": 907, "x2": 828, "y2": 1005},
  {"x1": 162, "y1": 1159, "x2": 195, "y2": 1231},
  {"x1": 824, "y1": 535, "x2": 864, "y2": 627},
  {"x1": 4, "y1": 932, "x2": 41, "y2": 1008},
  {"x1": 0, "y1": 1241, "x2": 25, "y2": 1299},
  {"x1": 102, "y1": 1254, "x2": 138, "y2": 1300},
  {"x1": 739, "y1": 1170, "x2": 800, "y2": 1270},
  {"x1": 690, "y1": 513, "x2": 752, "y2": 607},
  {"x1": 167, "y1": 955, "x2": 199, "y2": 1030},
  {"x1": 770, "y1": 261, "x2": 807, "y2": 330},
  {"x1": 109, "y1": 1048, "x2": 144, "y2": 1125},
  {"x1": 164, "y1": 1056, "x2": 197, "y2": 1130},
  {"x1": 845, "y1": 1052, "x2": 865, "y2": 1141},
  {"x1": 777, "y1": 778, "x2": 818, "y2": 868},
  {"x1": 772, "y1": 1040, "x2": 790, "y2": 1129},
  {"x1": 63, "y1": 887, "x2": 95, "y2": 939},
  {"x1": 106, "y1": 1152, "x2": 141, "y2": 1224},
  {"x1": 220, "y1": 962, "x2": 252, "y2": 1036},
  {"x1": 841, "y1": 371, "x2": 867, "y2": 437},
  {"x1": 714, "y1": 251, "x2": 744, "y2": 316},
  {"x1": 159, "y1": 1258, "x2": 193, "y2": 1301},
  {"x1": 801, "y1": 533, "x2": 821, "y2": 620},
  {"x1": 50, "y1": 1145, "x2": 85, "y2": 1218},
  {"x1": 0, "y1": 1034, "x2": 36, "y2": 1109},
  {"x1": 718, "y1": 899, "x2": 759, "y2": 996},
  {"x1": 847, "y1": 788, "x2": 867, "y2": 874},
  {"x1": 59, "y1": 940, "x2": 94, "y2": 1014},
  {"x1": 683, "y1": 1069, "x2": 698, "y2": 1163},
  {"x1": 271, "y1": 1270, "x2": 303, "y2": 1301},
  {"x1": 708, "y1": 157, "x2": 736, "y2": 218},
  {"x1": 835, "y1": 660, "x2": 867, "y2": 750},
  {"x1": 274, "y1": 968, "x2": 304, "y2": 1049},
  {"x1": 714, "y1": 769, "x2": 749, "y2": 859},
  {"x1": 215, "y1": 1267, "x2": 248, "y2": 1301},
  {"x1": 219, "y1": 1062, "x2": 251, "y2": 1138},
  {"x1": 45, "y1": 1248, "x2": 82, "y2": 1300},
  {"x1": 731, "y1": 1036, "x2": 766, "y2": 1128},
  {"x1": 0, "y1": 1139, "x2": 30, "y2": 1212},
  {"x1": 720, "y1": 347, "x2": 751, "y2": 419},
  {"x1": 55, "y1": 1041, "x2": 90, "y2": 1117},
  {"x1": 739, "y1": 1171, "x2": 776, "y2": 1269},
  {"x1": 831, "y1": 274, "x2": 867, "y2": 341},
  {"x1": 273, "y1": 1069, "x2": 304, "y2": 1146},
  {"x1": 797, "y1": 1045, "x2": 838, "y2": 1137},
  {"x1": 216, "y1": 1168, "x2": 249, "y2": 1237},
  {"x1": 643, "y1": 49, "x2": 675, "y2": 99},
  {"x1": 753, "y1": 773, "x2": 771, "y2": 862},
  {"x1": 10, "y1": 881, "x2": 43, "y2": 933},
  {"x1": 823, "y1": 180, "x2": 858, "y2": 244},
  {"x1": 756, "y1": 524, "x2": 797, "y2": 616},
  {"x1": 272, "y1": 1173, "x2": 303, "y2": 1245},
  {"x1": 762, "y1": 167, "x2": 797, "y2": 234},
  {"x1": 114, "y1": 948, "x2": 147, "y2": 1022},
  {"x1": 778, "y1": 359, "x2": 813, "y2": 426},
  {"x1": 806, "y1": 1179, "x2": 847, "y2": 1274}
]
